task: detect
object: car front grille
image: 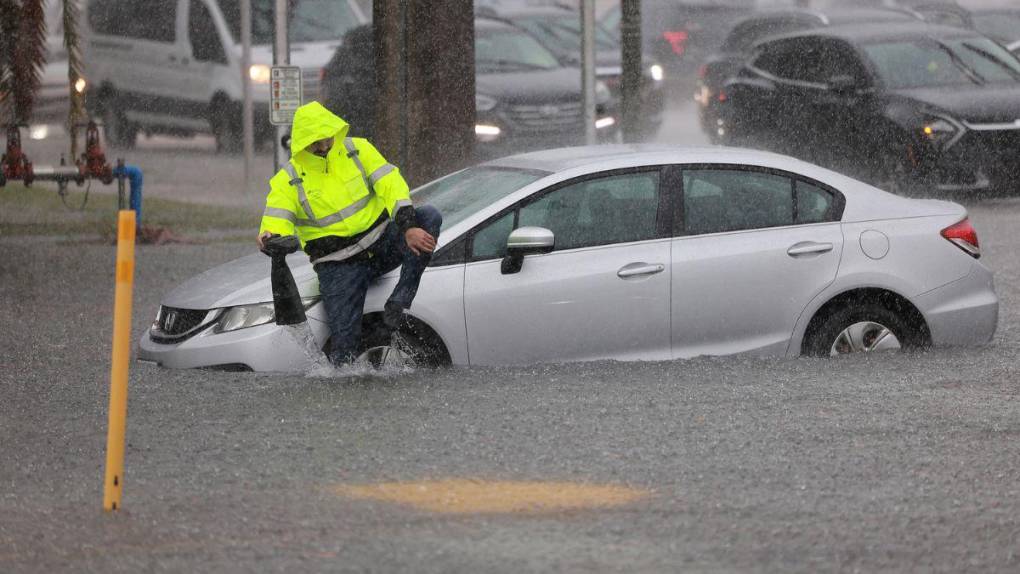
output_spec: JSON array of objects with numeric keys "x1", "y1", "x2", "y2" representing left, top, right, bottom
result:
[
  {"x1": 151, "y1": 306, "x2": 219, "y2": 344},
  {"x1": 504, "y1": 101, "x2": 583, "y2": 131}
]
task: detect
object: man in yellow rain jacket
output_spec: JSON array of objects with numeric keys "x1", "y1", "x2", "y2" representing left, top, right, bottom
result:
[{"x1": 257, "y1": 102, "x2": 441, "y2": 365}]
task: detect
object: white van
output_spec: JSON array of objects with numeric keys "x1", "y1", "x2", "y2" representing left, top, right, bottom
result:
[{"x1": 83, "y1": 0, "x2": 368, "y2": 150}]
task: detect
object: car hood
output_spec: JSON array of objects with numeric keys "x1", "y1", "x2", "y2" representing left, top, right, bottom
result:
[
  {"x1": 163, "y1": 252, "x2": 319, "y2": 310},
  {"x1": 476, "y1": 67, "x2": 583, "y2": 104},
  {"x1": 240, "y1": 40, "x2": 342, "y2": 69},
  {"x1": 892, "y1": 84, "x2": 1020, "y2": 124}
]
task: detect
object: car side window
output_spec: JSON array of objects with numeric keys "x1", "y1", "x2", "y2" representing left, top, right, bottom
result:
[
  {"x1": 682, "y1": 169, "x2": 793, "y2": 235},
  {"x1": 88, "y1": 0, "x2": 122, "y2": 36},
  {"x1": 519, "y1": 171, "x2": 661, "y2": 251},
  {"x1": 468, "y1": 171, "x2": 662, "y2": 260},
  {"x1": 471, "y1": 211, "x2": 515, "y2": 261},
  {"x1": 189, "y1": 0, "x2": 227, "y2": 63},
  {"x1": 796, "y1": 180, "x2": 833, "y2": 224},
  {"x1": 129, "y1": 0, "x2": 177, "y2": 43},
  {"x1": 752, "y1": 38, "x2": 806, "y2": 80}
]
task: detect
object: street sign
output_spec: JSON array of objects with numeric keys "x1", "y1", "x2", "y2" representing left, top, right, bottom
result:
[{"x1": 270, "y1": 66, "x2": 302, "y2": 125}]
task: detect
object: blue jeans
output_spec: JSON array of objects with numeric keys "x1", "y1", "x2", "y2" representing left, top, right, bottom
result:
[{"x1": 315, "y1": 205, "x2": 442, "y2": 365}]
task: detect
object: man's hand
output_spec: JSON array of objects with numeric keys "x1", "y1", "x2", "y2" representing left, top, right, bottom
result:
[
  {"x1": 405, "y1": 228, "x2": 436, "y2": 256},
  {"x1": 256, "y1": 231, "x2": 273, "y2": 250}
]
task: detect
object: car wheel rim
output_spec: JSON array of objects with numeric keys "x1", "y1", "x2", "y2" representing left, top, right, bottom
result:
[
  {"x1": 829, "y1": 321, "x2": 901, "y2": 356},
  {"x1": 357, "y1": 345, "x2": 410, "y2": 369}
]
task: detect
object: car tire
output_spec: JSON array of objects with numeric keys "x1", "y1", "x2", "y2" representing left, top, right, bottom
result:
[
  {"x1": 210, "y1": 99, "x2": 242, "y2": 154},
  {"x1": 804, "y1": 302, "x2": 924, "y2": 357},
  {"x1": 98, "y1": 91, "x2": 138, "y2": 149},
  {"x1": 356, "y1": 318, "x2": 449, "y2": 369}
]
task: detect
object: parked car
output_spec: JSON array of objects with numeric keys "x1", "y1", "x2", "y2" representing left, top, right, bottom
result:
[
  {"x1": 601, "y1": 0, "x2": 756, "y2": 93},
  {"x1": 964, "y1": 3, "x2": 1020, "y2": 44},
  {"x1": 478, "y1": 3, "x2": 666, "y2": 138},
  {"x1": 322, "y1": 18, "x2": 618, "y2": 160},
  {"x1": 722, "y1": 23, "x2": 1020, "y2": 194},
  {"x1": 82, "y1": 0, "x2": 367, "y2": 150},
  {"x1": 138, "y1": 145, "x2": 997, "y2": 370},
  {"x1": 696, "y1": 7, "x2": 919, "y2": 143}
]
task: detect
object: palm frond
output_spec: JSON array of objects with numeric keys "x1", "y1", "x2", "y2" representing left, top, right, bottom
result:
[
  {"x1": 11, "y1": 0, "x2": 48, "y2": 124},
  {"x1": 62, "y1": 0, "x2": 84, "y2": 129},
  {"x1": 0, "y1": 0, "x2": 21, "y2": 121}
]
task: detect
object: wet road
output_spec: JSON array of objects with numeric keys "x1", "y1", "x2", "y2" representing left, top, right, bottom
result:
[
  {"x1": 2, "y1": 190, "x2": 1020, "y2": 572},
  {"x1": 5, "y1": 99, "x2": 1020, "y2": 572}
]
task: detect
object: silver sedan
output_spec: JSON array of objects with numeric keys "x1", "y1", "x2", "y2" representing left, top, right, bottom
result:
[{"x1": 138, "y1": 145, "x2": 998, "y2": 371}]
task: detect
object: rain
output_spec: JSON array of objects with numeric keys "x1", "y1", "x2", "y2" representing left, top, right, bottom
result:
[{"x1": 2, "y1": 0, "x2": 1020, "y2": 571}]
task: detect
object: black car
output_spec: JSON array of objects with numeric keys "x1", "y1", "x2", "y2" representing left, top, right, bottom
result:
[
  {"x1": 322, "y1": 18, "x2": 617, "y2": 160},
  {"x1": 478, "y1": 3, "x2": 666, "y2": 138},
  {"x1": 722, "y1": 23, "x2": 1020, "y2": 194},
  {"x1": 696, "y1": 7, "x2": 919, "y2": 143}
]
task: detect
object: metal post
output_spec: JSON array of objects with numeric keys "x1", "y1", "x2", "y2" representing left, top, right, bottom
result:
[
  {"x1": 103, "y1": 210, "x2": 136, "y2": 511},
  {"x1": 241, "y1": 0, "x2": 254, "y2": 194},
  {"x1": 273, "y1": 0, "x2": 290, "y2": 171},
  {"x1": 580, "y1": 0, "x2": 597, "y2": 145},
  {"x1": 620, "y1": 0, "x2": 642, "y2": 142}
]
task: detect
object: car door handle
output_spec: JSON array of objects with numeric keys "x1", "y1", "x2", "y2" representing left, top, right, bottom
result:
[
  {"x1": 617, "y1": 263, "x2": 665, "y2": 278},
  {"x1": 787, "y1": 242, "x2": 833, "y2": 257}
]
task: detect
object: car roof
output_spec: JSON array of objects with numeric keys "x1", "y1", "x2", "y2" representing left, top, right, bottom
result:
[
  {"x1": 761, "y1": 21, "x2": 981, "y2": 45},
  {"x1": 485, "y1": 144, "x2": 796, "y2": 173},
  {"x1": 737, "y1": 7, "x2": 917, "y2": 27}
]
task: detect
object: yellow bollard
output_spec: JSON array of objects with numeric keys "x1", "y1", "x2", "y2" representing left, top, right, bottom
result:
[{"x1": 103, "y1": 210, "x2": 136, "y2": 511}]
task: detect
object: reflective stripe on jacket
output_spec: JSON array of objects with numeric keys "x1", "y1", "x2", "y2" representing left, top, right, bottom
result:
[{"x1": 259, "y1": 102, "x2": 413, "y2": 260}]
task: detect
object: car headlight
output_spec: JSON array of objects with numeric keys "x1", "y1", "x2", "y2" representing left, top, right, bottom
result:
[
  {"x1": 595, "y1": 80, "x2": 611, "y2": 105},
  {"x1": 214, "y1": 297, "x2": 319, "y2": 333},
  {"x1": 249, "y1": 64, "x2": 271, "y2": 84},
  {"x1": 649, "y1": 64, "x2": 664, "y2": 82},
  {"x1": 74, "y1": 77, "x2": 87, "y2": 94},
  {"x1": 476, "y1": 93, "x2": 497, "y2": 112},
  {"x1": 921, "y1": 115, "x2": 963, "y2": 150}
]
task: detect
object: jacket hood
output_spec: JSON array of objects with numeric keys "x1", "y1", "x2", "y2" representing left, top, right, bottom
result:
[{"x1": 290, "y1": 102, "x2": 350, "y2": 158}]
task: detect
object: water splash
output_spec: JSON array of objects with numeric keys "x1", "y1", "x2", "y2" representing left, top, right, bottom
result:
[{"x1": 281, "y1": 323, "x2": 414, "y2": 378}]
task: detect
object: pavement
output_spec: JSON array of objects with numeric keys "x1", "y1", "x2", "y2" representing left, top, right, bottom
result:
[{"x1": 4, "y1": 101, "x2": 1020, "y2": 572}]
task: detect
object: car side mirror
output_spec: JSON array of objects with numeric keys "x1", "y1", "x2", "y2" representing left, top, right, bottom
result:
[
  {"x1": 501, "y1": 226, "x2": 555, "y2": 275},
  {"x1": 827, "y1": 74, "x2": 859, "y2": 94}
]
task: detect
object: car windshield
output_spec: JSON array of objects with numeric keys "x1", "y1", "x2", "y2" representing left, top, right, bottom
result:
[
  {"x1": 412, "y1": 167, "x2": 548, "y2": 229},
  {"x1": 970, "y1": 13, "x2": 1020, "y2": 43},
  {"x1": 863, "y1": 37, "x2": 1020, "y2": 89},
  {"x1": 476, "y1": 29, "x2": 562, "y2": 72},
  {"x1": 516, "y1": 16, "x2": 618, "y2": 57},
  {"x1": 221, "y1": 0, "x2": 360, "y2": 45}
]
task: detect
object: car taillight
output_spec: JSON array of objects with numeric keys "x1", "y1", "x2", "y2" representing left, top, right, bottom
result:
[
  {"x1": 662, "y1": 30, "x2": 689, "y2": 57},
  {"x1": 941, "y1": 218, "x2": 980, "y2": 258}
]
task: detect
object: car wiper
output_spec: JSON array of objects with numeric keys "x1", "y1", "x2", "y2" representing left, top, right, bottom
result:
[
  {"x1": 931, "y1": 40, "x2": 986, "y2": 85},
  {"x1": 957, "y1": 41, "x2": 1020, "y2": 82}
]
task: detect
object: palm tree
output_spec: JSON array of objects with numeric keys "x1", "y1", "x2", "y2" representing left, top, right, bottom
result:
[{"x1": 1, "y1": 0, "x2": 84, "y2": 150}]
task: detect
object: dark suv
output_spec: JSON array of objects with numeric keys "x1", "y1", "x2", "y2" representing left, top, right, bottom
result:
[
  {"x1": 696, "y1": 8, "x2": 918, "y2": 143},
  {"x1": 322, "y1": 18, "x2": 617, "y2": 160},
  {"x1": 722, "y1": 23, "x2": 1020, "y2": 194}
]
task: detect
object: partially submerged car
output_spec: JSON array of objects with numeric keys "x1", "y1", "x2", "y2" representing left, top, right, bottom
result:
[{"x1": 139, "y1": 146, "x2": 998, "y2": 371}]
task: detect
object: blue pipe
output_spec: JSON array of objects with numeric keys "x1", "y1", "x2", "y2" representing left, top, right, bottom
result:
[{"x1": 113, "y1": 165, "x2": 144, "y2": 228}]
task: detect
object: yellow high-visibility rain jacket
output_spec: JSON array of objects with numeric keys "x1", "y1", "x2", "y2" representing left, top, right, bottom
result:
[{"x1": 259, "y1": 102, "x2": 415, "y2": 263}]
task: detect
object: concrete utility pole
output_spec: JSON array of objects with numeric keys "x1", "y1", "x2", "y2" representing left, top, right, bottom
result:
[
  {"x1": 620, "y1": 0, "x2": 642, "y2": 142},
  {"x1": 580, "y1": 0, "x2": 597, "y2": 145},
  {"x1": 272, "y1": 0, "x2": 289, "y2": 171},
  {"x1": 373, "y1": 0, "x2": 474, "y2": 186},
  {"x1": 241, "y1": 0, "x2": 254, "y2": 194}
]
